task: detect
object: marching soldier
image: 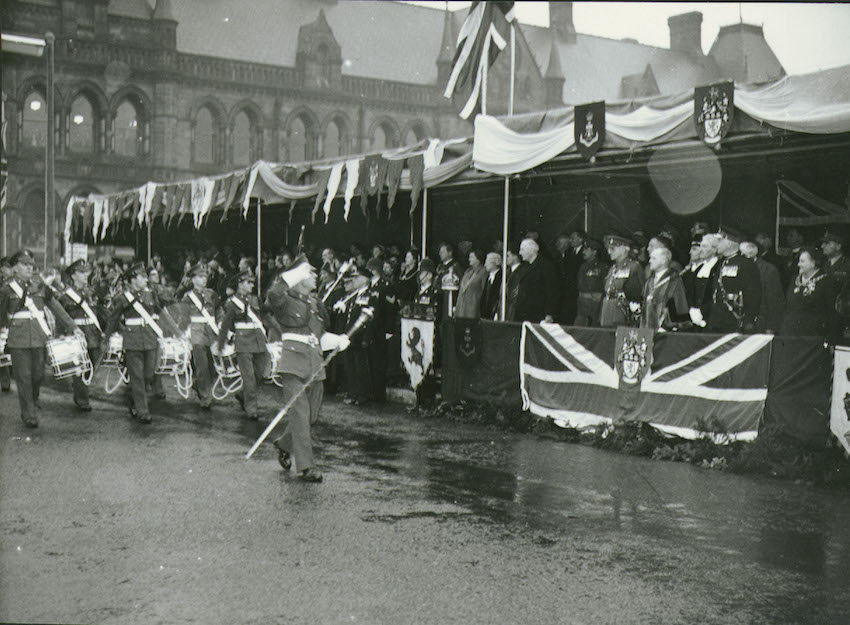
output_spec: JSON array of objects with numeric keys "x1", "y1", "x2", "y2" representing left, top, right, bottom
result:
[
  {"x1": 217, "y1": 270, "x2": 268, "y2": 420},
  {"x1": 600, "y1": 235, "x2": 645, "y2": 327},
  {"x1": 706, "y1": 227, "x2": 762, "y2": 333},
  {"x1": 57, "y1": 259, "x2": 104, "y2": 411},
  {"x1": 263, "y1": 254, "x2": 350, "y2": 483},
  {"x1": 105, "y1": 262, "x2": 179, "y2": 423},
  {"x1": 0, "y1": 256, "x2": 13, "y2": 392},
  {"x1": 0, "y1": 250, "x2": 81, "y2": 428},
  {"x1": 574, "y1": 239, "x2": 608, "y2": 327},
  {"x1": 180, "y1": 263, "x2": 220, "y2": 410}
]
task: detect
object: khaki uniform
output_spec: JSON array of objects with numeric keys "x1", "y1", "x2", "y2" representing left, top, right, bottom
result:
[
  {"x1": 218, "y1": 294, "x2": 268, "y2": 417},
  {"x1": 707, "y1": 253, "x2": 761, "y2": 333},
  {"x1": 600, "y1": 259, "x2": 645, "y2": 327},
  {"x1": 574, "y1": 258, "x2": 608, "y2": 327},
  {"x1": 57, "y1": 285, "x2": 104, "y2": 409},
  {"x1": 182, "y1": 288, "x2": 220, "y2": 408}
]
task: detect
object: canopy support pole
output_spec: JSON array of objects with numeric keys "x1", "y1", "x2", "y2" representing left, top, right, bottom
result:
[
  {"x1": 146, "y1": 218, "x2": 152, "y2": 265},
  {"x1": 257, "y1": 199, "x2": 263, "y2": 299},
  {"x1": 774, "y1": 187, "x2": 781, "y2": 255},
  {"x1": 584, "y1": 192, "x2": 590, "y2": 232},
  {"x1": 421, "y1": 188, "x2": 428, "y2": 259},
  {"x1": 500, "y1": 177, "x2": 509, "y2": 321}
]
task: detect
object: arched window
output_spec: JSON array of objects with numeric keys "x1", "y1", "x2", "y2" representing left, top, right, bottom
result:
[
  {"x1": 316, "y1": 43, "x2": 331, "y2": 87},
  {"x1": 194, "y1": 106, "x2": 215, "y2": 163},
  {"x1": 20, "y1": 190, "x2": 46, "y2": 254},
  {"x1": 286, "y1": 116, "x2": 311, "y2": 162},
  {"x1": 69, "y1": 94, "x2": 95, "y2": 152},
  {"x1": 114, "y1": 99, "x2": 139, "y2": 157},
  {"x1": 371, "y1": 124, "x2": 394, "y2": 151},
  {"x1": 232, "y1": 110, "x2": 252, "y2": 166},
  {"x1": 22, "y1": 91, "x2": 47, "y2": 148},
  {"x1": 323, "y1": 120, "x2": 341, "y2": 159}
]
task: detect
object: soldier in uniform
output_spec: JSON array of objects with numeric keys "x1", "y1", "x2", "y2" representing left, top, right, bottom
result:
[
  {"x1": 0, "y1": 256, "x2": 14, "y2": 392},
  {"x1": 706, "y1": 227, "x2": 762, "y2": 333},
  {"x1": 0, "y1": 251, "x2": 82, "y2": 427},
  {"x1": 574, "y1": 239, "x2": 608, "y2": 327},
  {"x1": 340, "y1": 266, "x2": 377, "y2": 406},
  {"x1": 366, "y1": 257, "x2": 392, "y2": 403},
  {"x1": 180, "y1": 263, "x2": 220, "y2": 410},
  {"x1": 57, "y1": 259, "x2": 104, "y2": 411},
  {"x1": 400, "y1": 258, "x2": 440, "y2": 411},
  {"x1": 105, "y1": 262, "x2": 179, "y2": 423},
  {"x1": 264, "y1": 255, "x2": 350, "y2": 483},
  {"x1": 217, "y1": 270, "x2": 268, "y2": 420},
  {"x1": 600, "y1": 235, "x2": 645, "y2": 327}
]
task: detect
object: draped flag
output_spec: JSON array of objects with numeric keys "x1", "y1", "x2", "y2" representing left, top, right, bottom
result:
[
  {"x1": 520, "y1": 324, "x2": 773, "y2": 440},
  {"x1": 443, "y1": 1, "x2": 515, "y2": 120},
  {"x1": 830, "y1": 346, "x2": 850, "y2": 455},
  {"x1": 401, "y1": 317, "x2": 435, "y2": 390}
]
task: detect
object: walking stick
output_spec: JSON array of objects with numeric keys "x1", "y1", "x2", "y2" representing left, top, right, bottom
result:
[{"x1": 245, "y1": 307, "x2": 374, "y2": 460}]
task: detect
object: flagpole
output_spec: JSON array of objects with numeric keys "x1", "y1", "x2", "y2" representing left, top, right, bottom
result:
[
  {"x1": 499, "y1": 22, "x2": 516, "y2": 321},
  {"x1": 256, "y1": 199, "x2": 262, "y2": 298},
  {"x1": 146, "y1": 216, "x2": 152, "y2": 265},
  {"x1": 421, "y1": 188, "x2": 428, "y2": 260}
]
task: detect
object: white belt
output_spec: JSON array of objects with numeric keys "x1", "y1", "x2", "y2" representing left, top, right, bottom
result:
[
  {"x1": 280, "y1": 332, "x2": 319, "y2": 347},
  {"x1": 125, "y1": 315, "x2": 160, "y2": 326},
  {"x1": 235, "y1": 321, "x2": 262, "y2": 330},
  {"x1": 73, "y1": 318, "x2": 97, "y2": 326},
  {"x1": 190, "y1": 316, "x2": 208, "y2": 323},
  {"x1": 11, "y1": 311, "x2": 34, "y2": 319}
]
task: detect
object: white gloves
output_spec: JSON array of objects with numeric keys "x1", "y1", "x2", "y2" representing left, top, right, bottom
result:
[
  {"x1": 689, "y1": 307, "x2": 706, "y2": 327},
  {"x1": 320, "y1": 332, "x2": 351, "y2": 352}
]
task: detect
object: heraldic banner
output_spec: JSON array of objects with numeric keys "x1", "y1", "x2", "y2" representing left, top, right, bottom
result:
[
  {"x1": 401, "y1": 317, "x2": 435, "y2": 390},
  {"x1": 829, "y1": 346, "x2": 850, "y2": 455},
  {"x1": 519, "y1": 323, "x2": 773, "y2": 440}
]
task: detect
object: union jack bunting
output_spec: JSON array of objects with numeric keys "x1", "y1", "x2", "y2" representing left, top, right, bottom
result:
[
  {"x1": 520, "y1": 323, "x2": 774, "y2": 441},
  {"x1": 443, "y1": 1, "x2": 515, "y2": 120}
]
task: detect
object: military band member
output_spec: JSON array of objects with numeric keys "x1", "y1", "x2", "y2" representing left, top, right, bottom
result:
[
  {"x1": 0, "y1": 250, "x2": 81, "y2": 428},
  {"x1": 217, "y1": 271, "x2": 268, "y2": 420},
  {"x1": 264, "y1": 255, "x2": 350, "y2": 483},
  {"x1": 105, "y1": 262, "x2": 179, "y2": 423},
  {"x1": 58, "y1": 259, "x2": 104, "y2": 411},
  {"x1": 600, "y1": 235, "x2": 645, "y2": 327},
  {"x1": 181, "y1": 263, "x2": 220, "y2": 410},
  {"x1": 574, "y1": 239, "x2": 608, "y2": 327},
  {"x1": 706, "y1": 227, "x2": 762, "y2": 333},
  {"x1": 0, "y1": 256, "x2": 13, "y2": 392}
]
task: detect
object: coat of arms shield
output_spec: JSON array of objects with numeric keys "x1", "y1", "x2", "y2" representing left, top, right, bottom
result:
[
  {"x1": 694, "y1": 82, "x2": 734, "y2": 146},
  {"x1": 574, "y1": 101, "x2": 606, "y2": 160}
]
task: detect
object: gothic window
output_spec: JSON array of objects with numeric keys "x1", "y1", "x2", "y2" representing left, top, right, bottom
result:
[
  {"x1": 403, "y1": 122, "x2": 426, "y2": 147},
  {"x1": 316, "y1": 43, "x2": 332, "y2": 88},
  {"x1": 194, "y1": 106, "x2": 216, "y2": 164},
  {"x1": 323, "y1": 120, "x2": 341, "y2": 159},
  {"x1": 69, "y1": 94, "x2": 95, "y2": 152},
  {"x1": 232, "y1": 109, "x2": 253, "y2": 166},
  {"x1": 22, "y1": 91, "x2": 47, "y2": 148},
  {"x1": 285, "y1": 113, "x2": 317, "y2": 162},
  {"x1": 19, "y1": 190, "x2": 46, "y2": 255},
  {"x1": 370, "y1": 121, "x2": 397, "y2": 151},
  {"x1": 114, "y1": 99, "x2": 140, "y2": 157}
]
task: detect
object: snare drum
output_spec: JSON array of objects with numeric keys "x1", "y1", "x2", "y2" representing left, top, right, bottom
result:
[
  {"x1": 0, "y1": 329, "x2": 10, "y2": 368},
  {"x1": 265, "y1": 341, "x2": 284, "y2": 386},
  {"x1": 102, "y1": 333, "x2": 124, "y2": 366},
  {"x1": 211, "y1": 342, "x2": 242, "y2": 399},
  {"x1": 46, "y1": 335, "x2": 92, "y2": 380},
  {"x1": 155, "y1": 338, "x2": 191, "y2": 375}
]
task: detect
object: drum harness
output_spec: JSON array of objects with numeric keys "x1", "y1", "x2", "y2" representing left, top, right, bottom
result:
[
  {"x1": 64, "y1": 287, "x2": 102, "y2": 332},
  {"x1": 7, "y1": 280, "x2": 52, "y2": 337}
]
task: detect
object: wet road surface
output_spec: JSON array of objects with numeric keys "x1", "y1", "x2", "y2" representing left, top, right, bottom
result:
[{"x1": 1, "y1": 378, "x2": 849, "y2": 625}]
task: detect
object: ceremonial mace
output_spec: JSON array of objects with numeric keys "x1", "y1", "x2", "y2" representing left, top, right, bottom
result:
[
  {"x1": 245, "y1": 307, "x2": 374, "y2": 460},
  {"x1": 321, "y1": 258, "x2": 354, "y2": 303}
]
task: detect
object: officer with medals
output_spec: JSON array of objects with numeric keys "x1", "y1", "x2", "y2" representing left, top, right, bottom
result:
[
  {"x1": 365, "y1": 258, "x2": 392, "y2": 404},
  {"x1": 705, "y1": 227, "x2": 762, "y2": 333},
  {"x1": 179, "y1": 263, "x2": 220, "y2": 410},
  {"x1": 0, "y1": 250, "x2": 81, "y2": 428},
  {"x1": 105, "y1": 261, "x2": 179, "y2": 423},
  {"x1": 574, "y1": 239, "x2": 608, "y2": 327},
  {"x1": 57, "y1": 259, "x2": 104, "y2": 411},
  {"x1": 0, "y1": 256, "x2": 14, "y2": 393},
  {"x1": 217, "y1": 270, "x2": 268, "y2": 420},
  {"x1": 600, "y1": 235, "x2": 645, "y2": 327},
  {"x1": 340, "y1": 265, "x2": 377, "y2": 406},
  {"x1": 264, "y1": 254, "x2": 350, "y2": 483}
]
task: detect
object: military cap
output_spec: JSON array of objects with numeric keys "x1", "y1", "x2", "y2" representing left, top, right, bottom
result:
[
  {"x1": 344, "y1": 263, "x2": 370, "y2": 279},
  {"x1": 281, "y1": 253, "x2": 315, "y2": 287},
  {"x1": 822, "y1": 231, "x2": 845, "y2": 247},
  {"x1": 585, "y1": 238, "x2": 604, "y2": 253},
  {"x1": 717, "y1": 226, "x2": 744, "y2": 243},
  {"x1": 187, "y1": 262, "x2": 208, "y2": 278},
  {"x1": 604, "y1": 234, "x2": 634, "y2": 249},
  {"x1": 230, "y1": 270, "x2": 255, "y2": 289},
  {"x1": 123, "y1": 261, "x2": 147, "y2": 281},
  {"x1": 418, "y1": 257, "x2": 436, "y2": 274},
  {"x1": 365, "y1": 258, "x2": 383, "y2": 275},
  {"x1": 11, "y1": 250, "x2": 35, "y2": 266},
  {"x1": 66, "y1": 259, "x2": 90, "y2": 275}
]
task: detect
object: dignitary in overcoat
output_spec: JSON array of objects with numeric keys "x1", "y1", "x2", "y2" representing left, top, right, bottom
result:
[
  {"x1": 264, "y1": 255, "x2": 350, "y2": 483},
  {"x1": 57, "y1": 259, "x2": 104, "y2": 411},
  {"x1": 822, "y1": 231, "x2": 850, "y2": 342},
  {"x1": 780, "y1": 248, "x2": 832, "y2": 339},
  {"x1": 105, "y1": 262, "x2": 180, "y2": 423},
  {"x1": 511, "y1": 238, "x2": 560, "y2": 323},
  {"x1": 741, "y1": 236, "x2": 785, "y2": 333},
  {"x1": 706, "y1": 228, "x2": 762, "y2": 333},
  {"x1": 0, "y1": 251, "x2": 82, "y2": 427},
  {"x1": 600, "y1": 235, "x2": 645, "y2": 327},
  {"x1": 180, "y1": 263, "x2": 220, "y2": 409},
  {"x1": 217, "y1": 270, "x2": 268, "y2": 420},
  {"x1": 641, "y1": 248, "x2": 690, "y2": 331},
  {"x1": 480, "y1": 252, "x2": 502, "y2": 320},
  {"x1": 365, "y1": 258, "x2": 392, "y2": 403},
  {"x1": 574, "y1": 239, "x2": 609, "y2": 327},
  {"x1": 455, "y1": 248, "x2": 487, "y2": 319}
]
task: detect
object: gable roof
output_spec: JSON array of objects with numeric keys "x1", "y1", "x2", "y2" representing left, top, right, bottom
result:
[
  {"x1": 170, "y1": 0, "x2": 451, "y2": 86},
  {"x1": 709, "y1": 23, "x2": 785, "y2": 83}
]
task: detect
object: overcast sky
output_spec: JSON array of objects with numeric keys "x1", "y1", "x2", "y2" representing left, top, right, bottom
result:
[{"x1": 404, "y1": 1, "x2": 850, "y2": 75}]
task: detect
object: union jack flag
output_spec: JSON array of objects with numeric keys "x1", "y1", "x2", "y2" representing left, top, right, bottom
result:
[{"x1": 520, "y1": 323, "x2": 773, "y2": 440}]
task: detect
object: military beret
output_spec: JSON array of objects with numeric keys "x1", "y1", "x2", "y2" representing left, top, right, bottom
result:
[
  {"x1": 418, "y1": 257, "x2": 436, "y2": 274},
  {"x1": 717, "y1": 226, "x2": 744, "y2": 243},
  {"x1": 187, "y1": 262, "x2": 208, "y2": 278},
  {"x1": 822, "y1": 231, "x2": 845, "y2": 246},
  {"x1": 66, "y1": 259, "x2": 90, "y2": 275},
  {"x1": 605, "y1": 234, "x2": 634, "y2": 249},
  {"x1": 123, "y1": 261, "x2": 147, "y2": 281},
  {"x1": 10, "y1": 250, "x2": 35, "y2": 266}
]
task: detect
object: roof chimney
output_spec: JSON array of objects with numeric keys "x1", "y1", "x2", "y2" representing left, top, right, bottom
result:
[
  {"x1": 549, "y1": 1, "x2": 576, "y2": 44},
  {"x1": 668, "y1": 11, "x2": 703, "y2": 54}
]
